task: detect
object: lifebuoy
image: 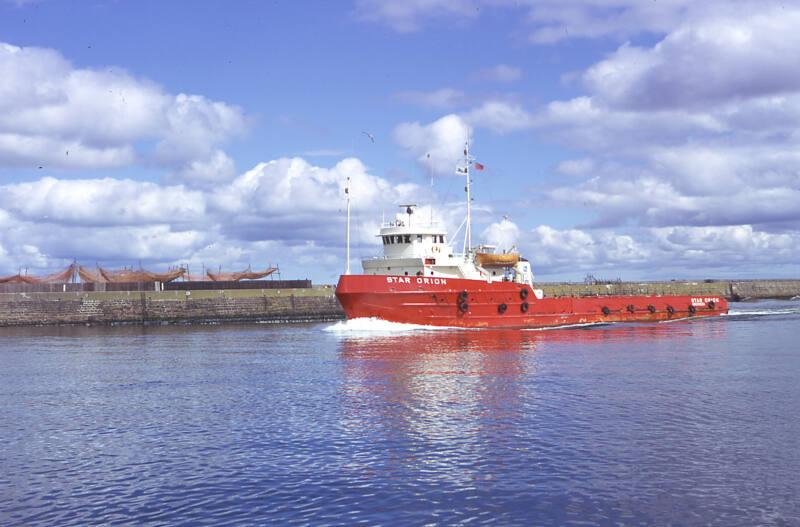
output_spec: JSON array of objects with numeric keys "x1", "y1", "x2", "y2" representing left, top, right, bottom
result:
[
  {"x1": 520, "y1": 301, "x2": 529, "y2": 313},
  {"x1": 688, "y1": 304, "x2": 696, "y2": 314},
  {"x1": 432, "y1": 246, "x2": 441, "y2": 253},
  {"x1": 498, "y1": 303, "x2": 507, "y2": 314},
  {"x1": 626, "y1": 304, "x2": 636, "y2": 313},
  {"x1": 601, "y1": 306, "x2": 610, "y2": 316},
  {"x1": 458, "y1": 291, "x2": 468, "y2": 302},
  {"x1": 666, "y1": 305, "x2": 675, "y2": 315},
  {"x1": 458, "y1": 302, "x2": 469, "y2": 313},
  {"x1": 520, "y1": 288, "x2": 529, "y2": 300},
  {"x1": 647, "y1": 304, "x2": 656, "y2": 314}
]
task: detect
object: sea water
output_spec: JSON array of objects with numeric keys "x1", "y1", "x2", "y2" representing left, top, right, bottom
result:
[{"x1": 1, "y1": 300, "x2": 799, "y2": 526}]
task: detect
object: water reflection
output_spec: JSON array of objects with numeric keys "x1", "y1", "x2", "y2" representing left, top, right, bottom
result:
[
  {"x1": 336, "y1": 320, "x2": 728, "y2": 489},
  {"x1": 338, "y1": 329, "x2": 530, "y2": 487}
]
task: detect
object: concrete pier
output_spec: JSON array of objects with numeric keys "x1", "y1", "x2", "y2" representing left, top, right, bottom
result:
[
  {"x1": 539, "y1": 279, "x2": 800, "y2": 301},
  {"x1": 0, "y1": 286, "x2": 342, "y2": 327}
]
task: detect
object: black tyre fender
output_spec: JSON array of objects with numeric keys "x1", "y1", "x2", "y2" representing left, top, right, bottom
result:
[
  {"x1": 458, "y1": 290, "x2": 468, "y2": 302},
  {"x1": 458, "y1": 302, "x2": 469, "y2": 313},
  {"x1": 666, "y1": 305, "x2": 675, "y2": 315},
  {"x1": 647, "y1": 304, "x2": 656, "y2": 314},
  {"x1": 601, "y1": 306, "x2": 611, "y2": 316},
  {"x1": 626, "y1": 304, "x2": 636, "y2": 313},
  {"x1": 520, "y1": 301, "x2": 529, "y2": 313},
  {"x1": 519, "y1": 288, "x2": 529, "y2": 300},
  {"x1": 688, "y1": 304, "x2": 696, "y2": 314},
  {"x1": 498, "y1": 303, "x2": 508, "y2": 314}
]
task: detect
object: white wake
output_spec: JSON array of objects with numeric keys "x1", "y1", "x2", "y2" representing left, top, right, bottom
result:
[{"x1": 323, "y1": 317, "x2": 459, "y2": 334}]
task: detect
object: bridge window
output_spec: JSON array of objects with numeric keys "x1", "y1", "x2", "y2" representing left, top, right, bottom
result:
[{"x1": 404, "y1": 235, "x2": 411, "y2": 243}]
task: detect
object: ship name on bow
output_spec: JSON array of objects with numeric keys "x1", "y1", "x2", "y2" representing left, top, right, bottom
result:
[{"x1": 386, "y1": 276, "x2": 448, "y2": 286}]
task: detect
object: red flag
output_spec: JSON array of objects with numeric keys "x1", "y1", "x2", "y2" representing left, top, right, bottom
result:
[{"x1": 473, "y1": 162, "x2": 485, "y2": 171}]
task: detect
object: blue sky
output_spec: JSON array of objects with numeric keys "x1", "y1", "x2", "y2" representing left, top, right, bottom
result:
[{"x1": 1, "y1": 0, "x2": 799, "y2": 283}]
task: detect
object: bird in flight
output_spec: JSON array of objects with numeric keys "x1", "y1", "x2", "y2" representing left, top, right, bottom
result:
[{"x1": 362, "y1": 131, "x2": 375, "y2": 143}]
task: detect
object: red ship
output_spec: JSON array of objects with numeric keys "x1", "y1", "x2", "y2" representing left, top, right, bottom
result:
[{"x1": 335, "y1": 144, "x2": 728, "y2": 329}]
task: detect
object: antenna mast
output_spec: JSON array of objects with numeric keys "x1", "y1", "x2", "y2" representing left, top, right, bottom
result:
[
  {"x1": 345, "y1": 176, "x2": 351, "y2": 275},
  {"x1": 459, "y1": 137, "x2": 474, "y2": 256}
]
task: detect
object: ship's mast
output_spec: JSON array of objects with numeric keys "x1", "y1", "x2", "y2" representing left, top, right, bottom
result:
[
  {"x1": 460, "y1": 139, "x2": 474, "y2": 256},
  {"x1": 345, "y1": 175, "x2": 351, "y2": 275}
]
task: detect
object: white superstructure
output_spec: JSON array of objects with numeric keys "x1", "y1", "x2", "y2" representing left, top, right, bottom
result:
[
  {"x1": 361, "y1": 205, "x2": 534, "y2": 287},
  {"x1": 348, "y1": 141, "x2": 536, "y2": 288}
]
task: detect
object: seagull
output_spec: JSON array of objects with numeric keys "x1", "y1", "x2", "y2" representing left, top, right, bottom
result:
[{"x1": 362, "y1": 131, "x2": 375, "y2": 143}]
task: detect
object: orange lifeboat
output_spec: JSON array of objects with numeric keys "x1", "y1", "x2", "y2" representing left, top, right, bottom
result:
[{"x1": 475, "y1": 252, "x2": 520, "y2": 267}]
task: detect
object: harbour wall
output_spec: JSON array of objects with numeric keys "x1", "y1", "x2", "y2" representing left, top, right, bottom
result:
[
  {"x1": 539, "y1": 279, "x2": 800, "y2": 301},
  {"x1": 0, "y1": 286, "x2": 342, "y2": 327},
  {"x1": 0, "y1": 280, "x2": 797, "y2": 327}
]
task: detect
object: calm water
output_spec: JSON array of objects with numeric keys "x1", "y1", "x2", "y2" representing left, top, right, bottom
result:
[{"x1": 1, "y1": 300, "x2": 799, "y2": 526}]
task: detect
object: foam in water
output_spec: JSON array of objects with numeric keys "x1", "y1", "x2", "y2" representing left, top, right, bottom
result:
[
  {"x1": 725, "y1": 307, "x2": 800, "y2": 317},
  {"x1": 725, "y1": 299, "x2": 800, "y2": 317},
  {"x1": 323, "y1": 317, "x2": 460, "y2": 333}
]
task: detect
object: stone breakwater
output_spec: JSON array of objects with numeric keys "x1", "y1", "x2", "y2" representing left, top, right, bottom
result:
[
  {"x1": 0, "y1": 280, "x2": 797, "y2": 327},
  {"x1": 0, "y1": 287, "x2": 342, "y2": 327},
  {"x1": 539, "y1": 279, "x2": 800, "y2": 301}
]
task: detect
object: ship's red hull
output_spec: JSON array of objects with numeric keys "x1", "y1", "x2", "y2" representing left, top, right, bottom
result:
[{"x1": 335, "y1": 275, "x2": 728, "y2": 328}]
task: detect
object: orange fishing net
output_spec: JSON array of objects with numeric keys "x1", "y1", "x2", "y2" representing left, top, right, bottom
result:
[
  {"x1": 78, "y1": 266, "x2": 185, "y2": 283},
  {"x1": 0, "y1": 264, "x2": 76, "y2": 284},
  {"x1": 206, "y1": 267, "x2": 277, "y2": 282}
]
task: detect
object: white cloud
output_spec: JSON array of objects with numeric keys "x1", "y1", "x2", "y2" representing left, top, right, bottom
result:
[
  {"x1": 481, "y1": 218, "x2": 519, "y2": 250},
  {"x1": 174, "y1": 150, "x2": 237, "y2": 185},
  {"x1": 354, "y1": 0, "x2": 700, "y2": 41},
  {"x1": 463, "y1": 101, "x2": 534, "y2": 133},
  {"x1": 0, "y1": 156, "x2": 422, "y2": 276},
  {"x1": 519, "y1": 223, "x2": 800, "y2": 279},
  {"x1": 472, "y1": 64, "x2": 522, "y2": 83},
  {"x1": 584, "y1": 6, "x2": 800, "y2": 110},
  {"x1": 394, "y1": 103, "x2": 536, "y2": 174},
  {"x1": 155, "y1": 93, "x2": 246, "y2": 163},
  {"x1": 531, "y1": 5, "x2": 800, "y2": 236},
  {"x1": 0, "y1": 42, "x2": 245, "y2": 175},
  {"x1": 394, "y1": 114, "x2": 471, "y2": 175},
  {"x1": 524, "y1": 225, "x2": 645, "y2": 271},
  {"x1": 393, "y1": 88, "x2": 466, "y2": 109},
  {"x1": 353, "y1": 0, "x2": 479, "y2": 32},
  {"x1": 556, "y1": 158, "x2": 595, "y2": 177},
  {"x1": 0, "y1": 177, "x2": 206, "y2": 227}
]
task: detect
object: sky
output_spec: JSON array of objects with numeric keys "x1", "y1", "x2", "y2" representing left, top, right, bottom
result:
[{"x1": 1, "y1": 0, "x2": 798, "y2": 283}]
